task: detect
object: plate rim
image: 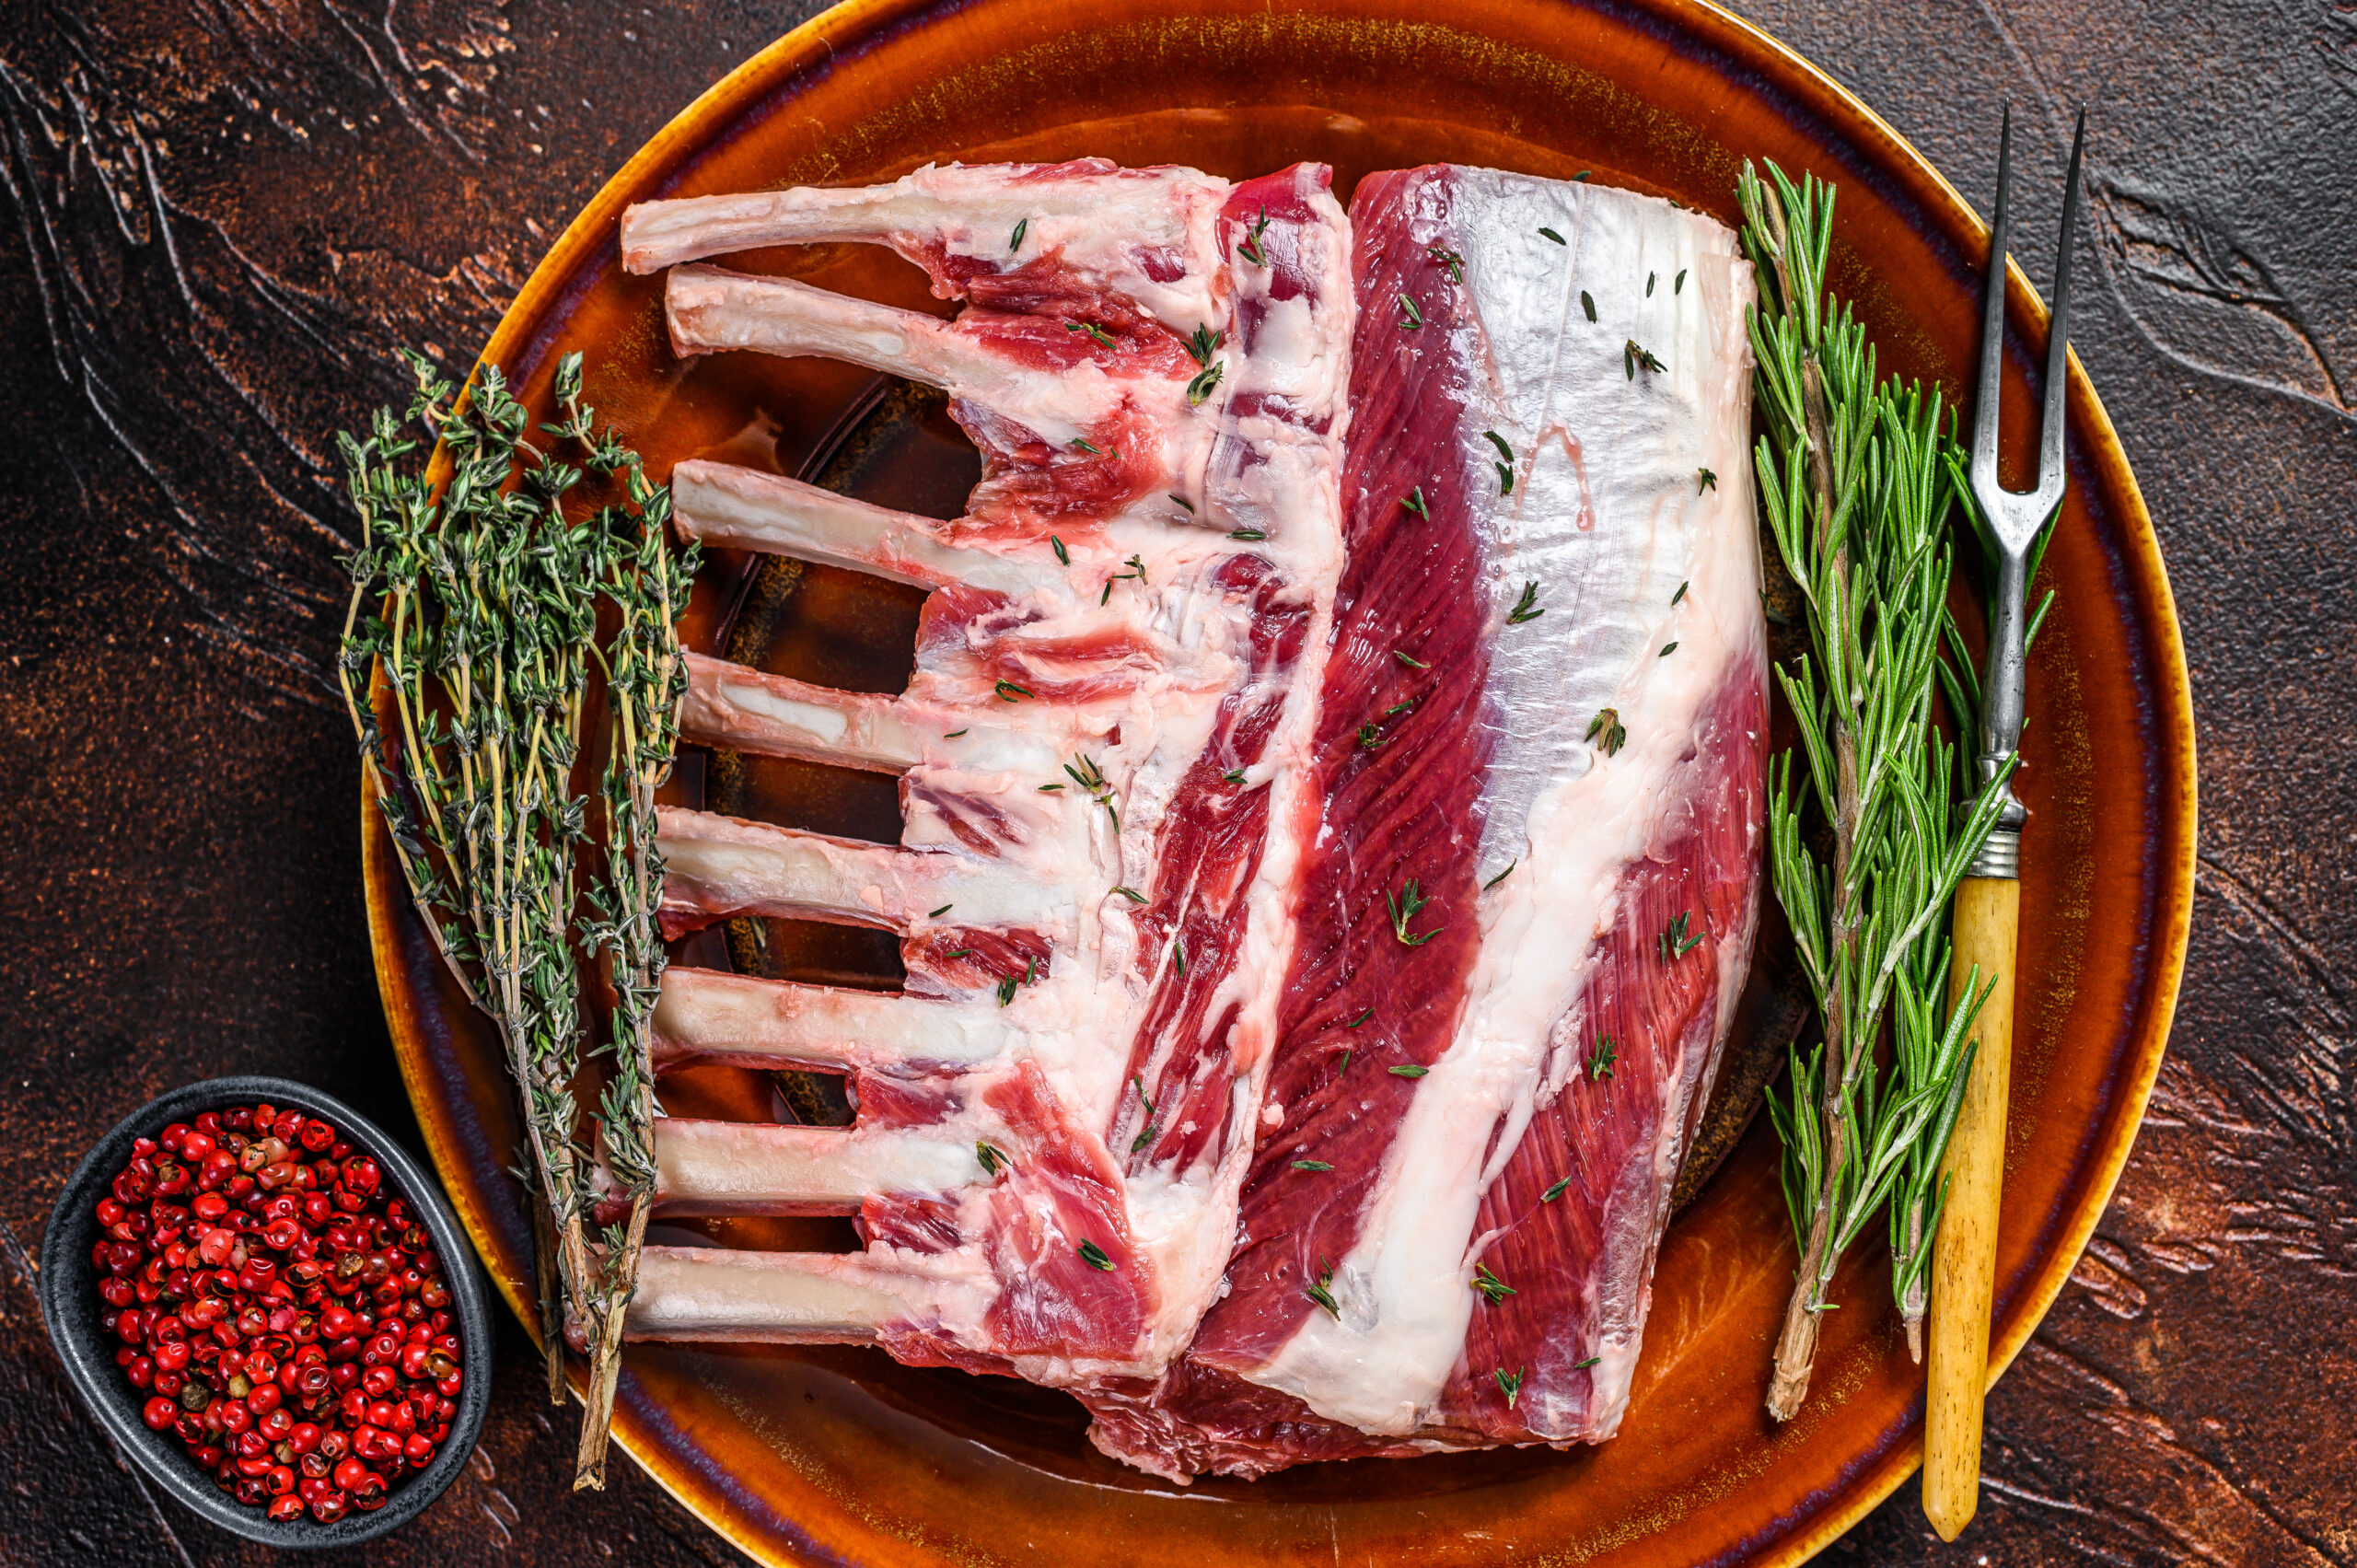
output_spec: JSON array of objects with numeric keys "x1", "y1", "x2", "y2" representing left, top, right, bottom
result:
[{"x1": 364, "y1": 1, "x2": 2199, "y2": 1562}]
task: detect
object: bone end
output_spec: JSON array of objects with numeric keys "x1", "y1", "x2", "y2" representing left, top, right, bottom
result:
[{"x1": 624, "y1": 1246, "x2": 900, "y2": 1344}]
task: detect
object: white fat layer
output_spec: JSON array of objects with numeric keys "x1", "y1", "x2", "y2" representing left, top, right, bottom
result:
[
  {"x1": 1253, "y1": 169, "x2": 1760, "y2": 1436},
  {"x1": 652, "y1": 968, "x2": 1010, "y2": 1071},
  {"x1": 621, "y1": 162, "x2": 1232, "y2": 330},
  {"x1": 1117, "y1": 169, "x2": 1356, "y2": 1367}
]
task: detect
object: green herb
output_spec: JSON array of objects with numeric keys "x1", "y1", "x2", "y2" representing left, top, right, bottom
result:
[
  {"x1": 1647, "y1": 272, "x2": 1657, "y2": 296},
  {"x1": 1172, "y1": 938, "x2": 1187, "y2": 978},
  {"x1": 1588, "y1": 1035, "x2": 1618, "y2": 1081},
  {"x1": 1573, "y1": 170, "x2": 1591, "y2": 182},
  {"x1": 1542, "y1": 1175, "x2": 1574, "y2": 1202},
  {"x1": 1507, "y1": 581, "x2": 1544, "y2": 624},
  {"x1": 1575, "y1": 1355, "x2": 1601, "y2": 1369},
  {"x1": 1496, "y1": 462, "x2": 1515, "y2": 495},
  {"x1": 1294, "y1": 1159, "x2": 1334, "y2": 1172},
  {"x1": 1070, "y1": 436, "x2": 1102, "y2": 454},
  {"x1": 1066, "y1": 319, "x2": 1119, "y2": 350},
  {"x1": 1064, "y1": 753, "x2": 1120, "y2": 829},
  {"x1": 1699, "y1": 468, "x2": 1718, "y2": 493},
  {"x1": 1389, "y1": 1063, "x2": 1429, "y2": 1079},
  {"x1": 1483, "y1": 431, "x2": 1515, "y2": 462},
  {"x1": 1169, "y1": 494, "x2": 1195, "y2": 513},
  {"x1": 1427, "y1": 244, "x2": 1465, "y2": 283},
  {"x1": 1009, "y1": 218, "x2": 1028, "y2": 252},
  {"x1": 977, "y1": 1141, "x2": 1010, "y2": 1176},
  {"x1": 1224, "y1": 769, "x2": 1248, "y2": 784},
  {"x1": 1184, "y1": 324, "x2": 1222, "y2": 366},
  {"x1": 1400, "y1": 486, "x2": 1430, "y2": 520},
  {"x1": 1079, "y1": 1240, "x2": 1115, "y2": 1272},
  {"x1": 1228, "y1": 527, "x2": 1267, "y2": 541},
  {"x1": 1386, "y1": 699, "x2": 1416, "y2": 716},
  {"x1": 1494, "y1": 1366, "x2": 1525, "y2": 1408},
  {"x1": 1672, "y1": 580, "x2": 1690, "y2": 605},
  {"x1": 1585, "y1": 707, "x2": 1627, "y2": 756},
  {"x1": 1051, "y1": 535, "x2": 1070, "y2": 564},
  {"x1": 1306, "y1": 1260, "x2": 1341, "y2": 1317},
  {"x1": 943, "y1": 728, "x2": 968, "y2": 738},
  {"x1": 944, "y1": 947, "x2": 974, "y2": 959},
  {"x1": 996, "y1": 975, "x2": 1018, "y2": 1006},
  {"x1": 335, "y1": 351, "x2": 692, "y2": 1481},
  {"x1": 1658, "y1": 912, "x2": 1701, "y2": 959},
  {"x1": 1538, "y1": 226, "x2": 1566, "y2": 246},
  {"x1": 1473, "y1": 1265, "x2": 1516, "y2": 1304},
  {"x1": 1624, "y1": 339, "x2": 1667, "y2": 378},
  {"x1": 1100, "y1": 582, "x2": 1112, "y2": 606},
  {"x1": 1398, "y1": 292, "x2": 1423, "y2": 329},
  {"x1": 1358, "y1": 722, "x2": 1386, "y2": 749},
  {"x1": 1113, "y1": 886, "x2": 1148, "y2": 904},
  {"x1": 1582, "y1": 290, "x2": 1597, "y2": 322},
  {"x1": 1737, "y1": 159, "x2": 2015, "y2": 1421},
  {"x1": 994, "y1": 679, "x2": 1033, "y2": 703},
  {"x1": 1387, "y1": 878, "x2": 1440, "y2": 946},
  {"x1": 1659, "y1": 640, "x2": 1679, "y2": 657},
  {"x1": 1676, "y1": 268, "x2": 1689, "y2": 295},
  {"x1": 1394, "y1": 649, "x2": 1428, "y2": 668},
  {"x1": 1188, "y1": 361, "x2": 1226, "y2": 406},
  {"x1": 1345, "y1": 1008, "x2": 1375, "y2": 1028},
  {"x1": 928, "y1": 903, "x2": 954, "y2": 918},
  {"x1": 1237, "y1": 206, "x2": 1271, "y2": 267},
  {"x1": 1484, "y1": 861, "x2": 1516, "y2": 889},
  {"x1": 1039, "y1": 782, "x2": 1063, "y2": 792}
]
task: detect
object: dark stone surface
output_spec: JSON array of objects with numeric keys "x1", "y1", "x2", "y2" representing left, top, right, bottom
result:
[{"x1": 0, "y1": 1, "x2": 2346, "y2": 1562}]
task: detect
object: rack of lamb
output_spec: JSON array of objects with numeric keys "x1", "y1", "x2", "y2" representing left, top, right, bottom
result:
[{"x1": 606, "y1": 153, "x2": 1764, "y2": 1480}]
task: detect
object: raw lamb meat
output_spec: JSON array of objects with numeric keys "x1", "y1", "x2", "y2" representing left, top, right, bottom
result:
[
  {"x1": 610, "y1": 159, "x2": 1356, "y2": 1385},
  {"x1": 1082, "y1": 166, "x2": 1766, "y2": 1478},
  {"x1": 608, "y1": 157, "x2": 1766, "y2": 1478}
]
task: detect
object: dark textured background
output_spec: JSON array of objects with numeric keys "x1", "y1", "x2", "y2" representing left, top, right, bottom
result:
[{"x1": 0, "y1": 1, "x2": 2348, "y2": 1562}]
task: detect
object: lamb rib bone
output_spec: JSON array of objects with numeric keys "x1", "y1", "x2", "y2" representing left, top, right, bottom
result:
[{"x1": 605, "y1": 159, "x2": 1353, "y2": 1383}]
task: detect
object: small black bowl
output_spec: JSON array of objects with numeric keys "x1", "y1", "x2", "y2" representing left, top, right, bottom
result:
[{"x1": 40, "y1": 1074, "x2": 493, "y2": 1550}]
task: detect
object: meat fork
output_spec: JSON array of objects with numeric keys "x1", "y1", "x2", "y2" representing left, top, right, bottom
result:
[{"x1": 1924, "y1": 102, "x2": 2086, "y2": 1541}]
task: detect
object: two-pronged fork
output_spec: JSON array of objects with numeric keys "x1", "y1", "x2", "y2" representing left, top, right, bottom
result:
[{"x1": 1924, "y1": 101, "x2": 2087, "y2": 1540}]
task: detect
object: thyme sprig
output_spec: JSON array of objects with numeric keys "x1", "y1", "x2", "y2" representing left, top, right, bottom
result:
[
  {"x1": 335, "y1": 350, "x2": 690, "y2": 1488},
  {"x1": 570, "y1": 366, "x2": 694, "y2": 1489},
  {"x1": 1736, "y1": 162, "x2": 2015, "y2": 1422}
]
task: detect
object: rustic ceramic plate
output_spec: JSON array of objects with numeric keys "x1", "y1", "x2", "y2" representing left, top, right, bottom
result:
[{"x1": 363, "y1": 0, "x2": 2197, "y2": 1562}]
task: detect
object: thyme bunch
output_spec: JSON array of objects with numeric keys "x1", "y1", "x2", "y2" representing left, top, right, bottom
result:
[
  {"x1": 335, "y1": 350, "x2": 686, "y2": 1485},
  {"x1": 1736, "y1": 164, "x2": 2016, "y2": 1422}
]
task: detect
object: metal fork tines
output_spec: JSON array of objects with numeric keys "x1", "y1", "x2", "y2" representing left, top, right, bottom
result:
[{"x1": 1966, "y1": 102, "x2": 2088, "y2": 879}]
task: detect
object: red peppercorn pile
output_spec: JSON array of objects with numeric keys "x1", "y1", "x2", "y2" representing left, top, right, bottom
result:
[{"x1": 93, "y1": 1102, "x2": 465, "y2": 1525}]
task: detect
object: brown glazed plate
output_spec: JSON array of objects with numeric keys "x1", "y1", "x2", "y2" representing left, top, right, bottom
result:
[{"x1": 362, "y1": 0, "x2": 2197, "y2": 1562}]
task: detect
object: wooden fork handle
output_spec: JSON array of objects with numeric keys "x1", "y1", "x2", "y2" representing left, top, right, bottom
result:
[{"x1": 1923, "y1": 874, "x2": 2021, "y2": 1540}]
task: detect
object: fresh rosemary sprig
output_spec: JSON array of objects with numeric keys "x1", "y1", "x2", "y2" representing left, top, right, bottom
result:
[{"x1": 1736, "y1": 162, "x2": 2016, "y2": 1423}]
